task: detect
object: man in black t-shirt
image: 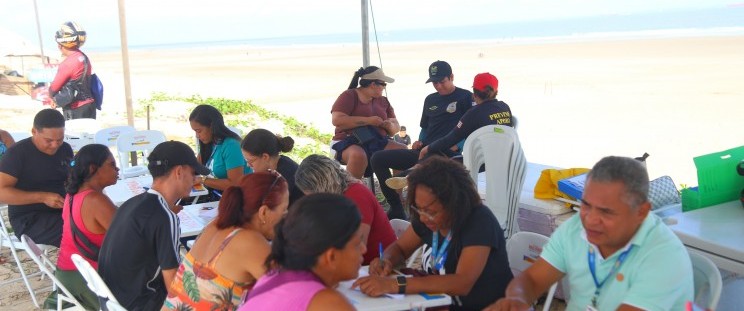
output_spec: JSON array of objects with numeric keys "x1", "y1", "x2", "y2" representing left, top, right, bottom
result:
[
  {"x1": 0, "y1": 109, "x2": 72, "y2": 246},
  {"x1": 371, "y1": 60, "x2": 475, "y2": 220},
  {"x1": 420, "y1": 72, "x2": 513, "y2": 160},
  {"x1": 393, "y1": 126, "x2": 411, "y2": 147},
  {"x1": 98, "y1": 141, "x2": 210, "y2": 310}
]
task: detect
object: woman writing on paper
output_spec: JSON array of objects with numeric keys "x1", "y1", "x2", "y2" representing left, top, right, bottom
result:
[
  {"x1": 241, "y1": 128, "x2": 303, "y2": 205},
  {"x1": 190, "y1": 104, "x2": 251, "y2": 192},
  {"x1": 163, "y1": 171, "x2": 289, "y2": 310},
  {"x1": 352, "y1": 157, "x2": 513, "y2": 311}
]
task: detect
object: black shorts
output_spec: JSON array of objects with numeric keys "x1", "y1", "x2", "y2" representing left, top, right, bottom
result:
[
  {"x1": 10, "y1": 212, "x2": 63, "y2": 247},
  {"x1": 63, "y1": 103, "x2": 96, "y2": 120}
]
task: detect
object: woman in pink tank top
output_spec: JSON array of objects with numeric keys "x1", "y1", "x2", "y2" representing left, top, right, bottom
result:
[
  {"x1": 52, "y1": 144, "x2": 119, "y2": 310},
  {"x1": 238, "y1": 193, "x2": 365, "y2": 311},
  {"x1": 163, "y1": 171, "x2": 290, "y2": 310}
]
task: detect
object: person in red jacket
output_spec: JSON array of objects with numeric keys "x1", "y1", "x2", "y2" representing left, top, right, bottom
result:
[{"x1": 49, "y1": 21, "x2": 95, "y2": 120}]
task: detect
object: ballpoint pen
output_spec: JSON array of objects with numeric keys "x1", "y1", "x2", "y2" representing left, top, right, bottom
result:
[{"x1": 378, "y1": 242, "x2": 384, "y2": 270}]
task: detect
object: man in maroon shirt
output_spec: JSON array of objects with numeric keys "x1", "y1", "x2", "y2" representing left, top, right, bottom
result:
[{"x1": 49, "y1": 21, "x2": 95, "y2": 120}]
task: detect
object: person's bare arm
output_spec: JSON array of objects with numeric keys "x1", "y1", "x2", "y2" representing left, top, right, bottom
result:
[
  {"x1": 83, "y1": 191, "x2": 117, "y2": 233},
  {"x1": 367, "y1": 225, "x2": 423, "y2": 276},
  {"x1": 356, "y1": 245, "x2": 491, "y2": 297},
  {"x1": 0, "y1": 172, "x2": 64, "y2": 208},
  {"x1": 331, "y1": 111, "x2": 383, "y2": 131},
  {"x1": 483, "y1": 257, "x2": 564, "y2": 311},
  {"x1": 162, "y1": 268, "x2": 178, "y2": 294},
  {"x1": 203, "y1": 166, "x2": 244, "y2": 191},
  {"x1": 307, "y1": 288, "x2": 355, "y2": 311},
  {"x1": 381, "y1": 118, "x2": 400, "y2": 136}
]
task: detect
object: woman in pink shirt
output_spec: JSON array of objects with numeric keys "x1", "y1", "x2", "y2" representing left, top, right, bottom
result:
[
  {"x1": 238, "y1": 193, "x2": 365, "y2": 311},
  {"x1": 51, "y1": 144, "x2": 118, "y2": 310}
]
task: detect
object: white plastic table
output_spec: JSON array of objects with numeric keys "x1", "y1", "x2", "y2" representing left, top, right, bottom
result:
[
  {"x1": 667, "y1": 200, "x2": 744, "y2": 274},
  {"x1": 337, "y1": 266, "x2": 452, "y2": 311},
  {"x1": 104, "y1": 174, "x2": 208, "y2": 206},
  {"x1": 179, "y1": 201, "x2": 218, "y2": 237}
]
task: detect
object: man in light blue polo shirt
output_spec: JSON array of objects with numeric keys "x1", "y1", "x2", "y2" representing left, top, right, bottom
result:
[{"x1": 485, "y1": 156, "x2": 693, "y2": 311}]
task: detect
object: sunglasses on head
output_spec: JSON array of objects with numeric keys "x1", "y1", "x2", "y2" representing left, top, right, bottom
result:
[{"x1": 260, "y1": 169, "x2": 284, "y2": 205}]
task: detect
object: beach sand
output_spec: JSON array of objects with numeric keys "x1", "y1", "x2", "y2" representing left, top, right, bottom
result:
[
  {"x1": 87, "y1": 35, "x2": 744, "y2": 187},
  {"x1": 2, "y1": 35, "x2": 743, "y2": 309}
]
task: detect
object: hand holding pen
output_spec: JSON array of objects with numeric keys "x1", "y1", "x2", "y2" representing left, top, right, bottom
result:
[{"x1": 369, "y1": 242, "x2": 393, "y2": 276}]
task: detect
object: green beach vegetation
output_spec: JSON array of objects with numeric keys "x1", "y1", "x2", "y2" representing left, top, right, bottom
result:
[
  {"x1": 138, "y1": 93, "x2": 392, "y2": 210},
  {"x1": 139, "y1": 92, "x2": 332, "y2": 162}
]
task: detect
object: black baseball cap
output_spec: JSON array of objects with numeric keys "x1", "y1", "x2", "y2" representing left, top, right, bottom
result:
[
  {"x1": 147, "y1": 141, "x2": 211, "y2": 176},
  {"x1": 426, "y1": 60, "x2": 452, "y2": 83}
]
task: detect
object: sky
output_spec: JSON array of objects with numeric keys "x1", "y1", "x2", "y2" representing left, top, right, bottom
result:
[{"x1": 0, "y1": 0, "x2": 740, "y2": 52}]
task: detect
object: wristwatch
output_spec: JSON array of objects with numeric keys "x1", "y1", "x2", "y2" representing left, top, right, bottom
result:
[{"x1": 396, "y1": 276, "x2": 407, "y2": 294}]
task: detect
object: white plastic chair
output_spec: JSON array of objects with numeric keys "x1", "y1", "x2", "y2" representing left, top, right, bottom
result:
[
  {"x1": 10, "y1": 131, "x2": 31, "y2": 142},
  {"x1": 21, "y1": 235, "x2": 84, "y2": 311},
  {"x1": 389, "y1": 219, "x2": 410, "y2": 238},
  {"x1": 94, "y1": 125, "x2": 136, "y2": 147},
  {"x1": 105, "y1": 300, "x2": 128, "y2": 311},
  {"x1": 70, "y1": 254, "x2": 121, "y2": 307},
  {"x1": 689, "y1": 251, "x2": 722, "y2": 310},
  {"x1": 64, "y1": 134, "x2": 96, "y2": 154},
  {"x1": 0, "y1": 206, "x2": 54, "y2": 308},
  {"x1": 506, "y1": 231, "x2": 558, "y2": 311},
  {"x1": 388, "y1": 218, "x2": 421, "y2": 268},
  {"x1": 116, "y1": 130, "x2": 166, "y2": 178},
  {"x1": 462, "y1": 125, "x2": 526, "y2": 240}
]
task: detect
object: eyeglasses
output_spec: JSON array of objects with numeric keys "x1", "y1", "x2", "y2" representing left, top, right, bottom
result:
[
  {"x1": 260, "y1": 169, "x2": 283, "y2": 205},
  {"x1": 374, "y1": 81, "x2": 387, "y2": 87},
  {"x1": 409, "y1": 197, "x2": 440, "y2": 220},
  {"x1": 245, "y1": 155, "x2": 259, "y2": 167}
]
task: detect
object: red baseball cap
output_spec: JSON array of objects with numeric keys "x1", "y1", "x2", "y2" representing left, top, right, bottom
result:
[{"x1": 472, "y1": 72, "x2": 499, "y2": 92}]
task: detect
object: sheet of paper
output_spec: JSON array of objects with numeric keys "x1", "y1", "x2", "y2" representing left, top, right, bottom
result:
[
  {"x1": 384, "y1": 294, "x2": 405, "y2": 300},
  {"x1": 199, "y1": 207, "x2": 218, "y2": 219}
]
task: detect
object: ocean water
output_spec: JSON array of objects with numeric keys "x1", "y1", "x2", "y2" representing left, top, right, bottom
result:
[{"x1": 95, "y1": 6, "x2": 744, "y2": 52}]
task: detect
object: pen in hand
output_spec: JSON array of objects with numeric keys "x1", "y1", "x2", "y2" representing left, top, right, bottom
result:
[{"x1": 378, "y1": 242, "x2": 384, "y2": 272}]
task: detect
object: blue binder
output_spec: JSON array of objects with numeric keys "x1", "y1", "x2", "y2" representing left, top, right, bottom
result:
[{"x1": 557, "y1": 173, "x2": 587, "y2": 200}]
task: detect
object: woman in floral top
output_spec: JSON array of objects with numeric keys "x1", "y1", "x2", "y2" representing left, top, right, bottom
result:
[{"x1": 162, "y1": 171, "x2": 289, "y2": 310}]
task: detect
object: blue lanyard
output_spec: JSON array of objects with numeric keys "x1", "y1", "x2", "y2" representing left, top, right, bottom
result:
[
  {"x1": 587, "y1": 244, "x2": 634, "y2": 308},
  {"x1": 205, "y1": 144, "x2": 217, "y2": 170},
  {"x1": 431, "y1": 230, "x2": 452, "y2": 271}
]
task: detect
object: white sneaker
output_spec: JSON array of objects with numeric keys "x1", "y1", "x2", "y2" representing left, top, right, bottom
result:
[{"x1": 385, "y1": 177, "x2": 408, "y2": 190}]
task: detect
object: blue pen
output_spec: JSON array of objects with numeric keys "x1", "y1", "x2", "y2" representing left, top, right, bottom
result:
[
  {"x1": 212, "y1": 190, "x2": 222, "y2": 198},
  {"x1": 378, "y1": 242, "x2": 385, "y2": 271}
]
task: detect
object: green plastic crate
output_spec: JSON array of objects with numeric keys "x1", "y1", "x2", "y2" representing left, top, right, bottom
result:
[
  {"x1": 681, "y1": 187, "x2": 737, "y2": 212},
  {"x1": 683, "y1": 145, "x2": 744, "y2": 211}
]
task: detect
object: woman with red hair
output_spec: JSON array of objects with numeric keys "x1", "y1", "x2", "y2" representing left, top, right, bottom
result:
[{"x1": 163, "y1": 171, "x2": 289, "y2": 310}]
